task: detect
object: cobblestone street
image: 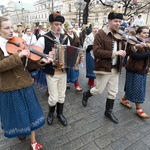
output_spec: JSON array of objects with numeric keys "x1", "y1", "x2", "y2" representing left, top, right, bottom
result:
[{"x1": 1, "y1": 66, "x2": 150, "y2": 150}]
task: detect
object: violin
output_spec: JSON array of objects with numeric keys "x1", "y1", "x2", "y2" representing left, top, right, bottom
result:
[
  {"x1": 6, "y1": 36, "x2": 64, "y2": 67},
  {"x1": 113, "y1": 30, "x2": 150, "y2": 47},
  {"x1": 113, "y1": 29, "x2": 126, "y2": 41},
  {"x1": 127, "y1": 36, "x2": 150, "y2": 49},
  {"x1": 6, "y1": 36, "x2": 48, "y2": 61}
]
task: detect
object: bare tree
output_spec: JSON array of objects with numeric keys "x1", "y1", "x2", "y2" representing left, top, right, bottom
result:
[{"x1": 98, "y1": 0, "x2": 150, "y2": 17}]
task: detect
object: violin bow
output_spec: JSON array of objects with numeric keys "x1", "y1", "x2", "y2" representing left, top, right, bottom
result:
[
  {"x1": 124, "y1": 19, "x2": 133, "y2": 51},
  {"x1": 24, "y1": 28, "x2": 34, "y2": 70}
]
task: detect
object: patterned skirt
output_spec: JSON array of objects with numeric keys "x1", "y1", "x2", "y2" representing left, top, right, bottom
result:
[
  {"x1": 0, "y1": 86, "x2": 45, "y2": 138},
  {"x1": 67, "y1": 68, "x2": 79, "y2": 83},
  {"x1": 86, "y1": 53, "x2": 96, "y2": 79},
  {"x1": 125, "y1": 72, "x2": 146, "y2": 104},
  {"x1": 34, "y1": 69, "x2": 47, "y2": 88}
]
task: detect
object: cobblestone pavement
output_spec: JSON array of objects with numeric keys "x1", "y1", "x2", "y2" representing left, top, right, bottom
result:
[{"x1": 1, "y1": 66, "x2": 150, "y2": 150}]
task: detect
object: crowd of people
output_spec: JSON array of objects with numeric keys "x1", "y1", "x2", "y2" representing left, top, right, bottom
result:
[{"x1": 0, "y1": 7, "x2": 150, "y2": 150}]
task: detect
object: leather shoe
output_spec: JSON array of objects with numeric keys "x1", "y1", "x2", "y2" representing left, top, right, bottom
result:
[
  {"x1": 76, "y1": 87, "x2": 83, "y2": 92},
  {"x1": 120, "y1": 99, "x2": 132, "y2": 109},
  {"x1": 105, "y1": 111, "x2": 119, "y2": 123},
  {"x1": 136, "y1": 108, "x2": 149, "y2": 119},
  {"x1": 57, "y1": 114, "x2": 67, "y2": 126}
]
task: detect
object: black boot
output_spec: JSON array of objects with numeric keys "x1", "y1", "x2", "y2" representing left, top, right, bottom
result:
[
  {"x1": 104, "y1": 98, "x2": 119, "y2": 123},
  {"x1": 82, "y1": 90, "x2": 93, "y2": 107},
  {"x1": 47, "y1": 106, "x2": 55, "y2": 125},
  {"x1": 57, "y1": 103, "x2": 67, "y2": 126}
]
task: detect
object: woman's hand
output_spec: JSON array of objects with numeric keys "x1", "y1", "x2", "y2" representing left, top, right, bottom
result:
[
  {"x1": 135, "y1": 42, "x2": 146, "y2": 48},
  {"x1": 18, "y1": 49, "x2": 30, "y2": 58}
]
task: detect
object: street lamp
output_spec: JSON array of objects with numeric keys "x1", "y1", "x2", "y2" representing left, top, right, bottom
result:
[
  {"x1": 74, "y1": 0, "x2": 87, "y2": 27},
  {"x1": 18, "y1": 1, "x2": 24, "y2": 21}
]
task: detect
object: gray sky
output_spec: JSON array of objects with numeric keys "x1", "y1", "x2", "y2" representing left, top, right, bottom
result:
[{"x1": 0, "y1": 0, "x2": 37, "y2": 6}]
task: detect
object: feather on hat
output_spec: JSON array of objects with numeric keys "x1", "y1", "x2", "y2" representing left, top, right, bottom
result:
[{"x1": 108, "y1": 3, "x2": 123, "y2": 20}]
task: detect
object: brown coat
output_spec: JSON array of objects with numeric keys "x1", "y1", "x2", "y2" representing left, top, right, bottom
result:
[
  {"x1": 0, "y1": 49, "x2": 45, "y2": 91},
  {"x1": 93, "y1": 28, "x2": 125, "y2": 74},
  {"x1": 125, "y1": 45, "x2": 150, "y2": 75}
]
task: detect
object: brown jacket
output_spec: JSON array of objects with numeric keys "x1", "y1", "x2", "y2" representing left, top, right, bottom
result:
[
  {"x1": 93, "y1": 27, "x2": 125, "y2": 74},
  {"x1": 0, "y1": 49, "x2": 45, "y2": 91},
  {"x1": 125, "y1": 44, "x2": 150, "y2": 75}
]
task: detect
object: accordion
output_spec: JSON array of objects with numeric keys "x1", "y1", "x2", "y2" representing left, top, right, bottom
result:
[{"x1": 52, "y1": 45, "x2": 82, "y2": 70}]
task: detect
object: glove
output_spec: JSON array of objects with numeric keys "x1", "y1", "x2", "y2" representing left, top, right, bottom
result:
[{"x1": 86, "y1": 45, "x2": 93, "y2": 53}]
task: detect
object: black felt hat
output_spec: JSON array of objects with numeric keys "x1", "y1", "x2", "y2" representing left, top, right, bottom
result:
[
  {"x1": 108, "y1": 12, "x2": 123, "y2": 20},
  {"x1": 49, "y1": 11, "x2": 65, "y2": 23}
]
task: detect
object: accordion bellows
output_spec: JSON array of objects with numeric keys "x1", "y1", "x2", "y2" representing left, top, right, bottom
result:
[{"x1": 52, "y1": 45, "x2": 82, "y2": 70}]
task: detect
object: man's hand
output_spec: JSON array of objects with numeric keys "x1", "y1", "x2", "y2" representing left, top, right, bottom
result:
[
  {"x1": 40, "y1": 57, "x2": 53, "y2": 64},
  {"x1": 116, "y1": 50, "x2": 126, "y2": 58}
]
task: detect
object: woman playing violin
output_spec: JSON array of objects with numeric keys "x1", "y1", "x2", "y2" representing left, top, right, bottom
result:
[
  {"x1": 0, "y1": 16, "x2": 53, "y2": 150},
  {"x1": 120, "y1": 26, "x2": 150, "y2": 118}
]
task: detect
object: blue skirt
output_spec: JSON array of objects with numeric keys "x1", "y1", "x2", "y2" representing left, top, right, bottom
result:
[
  {"x1": 125, "y1": 72, "x2": 146, "y2": 104},
  {"x1": 67, "y1": 68, "x2": 79, "y2": 83},
  {"x1": 0, "y1": 86, "x2": 45, "y2": 138},
  {"x1": 86, "y1": 53, "x2": 96, "y2": 79},
  {"x1": 34, "y1": 69, "x2": 47, "y2": 88}
]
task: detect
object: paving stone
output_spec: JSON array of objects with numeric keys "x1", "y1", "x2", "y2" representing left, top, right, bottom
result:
[
  {"x1": 77, "y1": 141, "x2": 100, "y2": 150},
  {"x1": 1, "y1": 65, "x2": 150, "y2": 150},
  {"x1": 125, "y1": 128, "x2": 144, "y2": 143},
  {"x1": 110, "y1": 137, "x2": 132, "y2": 150},
  {"x1": 80, "y1": 130, "x2": 101, "y2": 145},
  {"x1": 101, "y1": 145, "x2": 114, "y2": 150},
  {"x1": 141, "y1": 133, "x2": 150, "y2": 148},
  {"x1": 125, "y1": 141, "x2": 150, "y2": 150},
  {"x1": 46, "y1": 135, "x2": 69, "y2": 149},
  {"x1": 66, "y1": 127, "x2": 86, "y2": 141},
  {"x1": 95, "y1": 134, "x2": 115, "y2": 149},
  {"x1": 110, "y1": 127, "x2": 129, "y2": 140},
  {"x1": 82, "y1": 121, "x2": 100, "y2": 133},
  {"x1": 95, "y1": 123, "x2": 115, "y2": 136},
  {"x1": 69, "y1": 119, "x2": 88, "y2": 129},
  {"x1": 73, "y1": 111, "x2": 89, "y2": 120},
  {"x1": 56, "y1": 138, "x2": 84, "y2": 150}
]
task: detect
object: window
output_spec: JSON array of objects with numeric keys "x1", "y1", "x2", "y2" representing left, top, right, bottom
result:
[
  {"x1": 95, "y1": 13, "x2": 99, "y2": 23},
  {"x1": 69, "y1": 4, "x2": 71, "y2": 12},
  {"x1": 95, "y1": 0, "x2": 99, "y2": 4}
]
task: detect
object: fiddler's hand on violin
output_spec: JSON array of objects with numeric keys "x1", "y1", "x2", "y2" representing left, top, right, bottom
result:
[
  {"x1": 18, "y1": 49, "x2": 30, "y2": 58},
  {"x1": 49, "y1": 51, "x2": 54, "y2": 59},
  {"x1": 135, "y1": 42, "x2": 146, "y2": 48},
  {"x1": 116, "y1": 50, "x2": 126, "y2": 58},
  {"x1": 80, "y1": 56, "x2": 84, "y2": 62},
  {"x1": 40, "y1": 51, "x2": 54, "y2": 64}
]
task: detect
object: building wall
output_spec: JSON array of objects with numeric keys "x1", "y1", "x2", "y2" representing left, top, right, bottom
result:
[{"x1": 1, "y1": 0, "x2": 150, "y2": 28}]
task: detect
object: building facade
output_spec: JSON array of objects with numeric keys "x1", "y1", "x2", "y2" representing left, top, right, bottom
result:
[{"x1": 1, "y1": 0, "x2": 150, "y2": 29}]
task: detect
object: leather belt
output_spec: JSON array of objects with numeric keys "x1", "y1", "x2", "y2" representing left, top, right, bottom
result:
[{"x1": 111, "y1": 65, "x2": 116, "y2": 68}]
